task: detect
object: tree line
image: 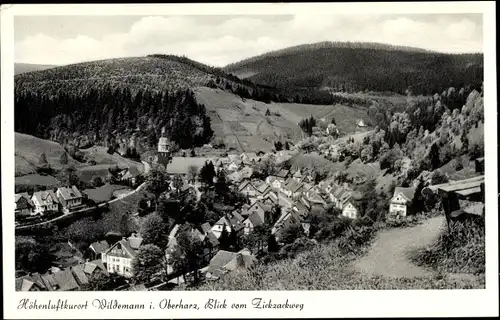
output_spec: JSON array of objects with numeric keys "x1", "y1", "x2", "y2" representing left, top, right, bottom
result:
[{"x1": 15, "y1": 87, "x2": 214, "y2": 151}]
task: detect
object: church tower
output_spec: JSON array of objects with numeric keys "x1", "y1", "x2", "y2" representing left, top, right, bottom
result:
[{"x1": 158, "y1": 126, "x2": 172, "y2": 167}]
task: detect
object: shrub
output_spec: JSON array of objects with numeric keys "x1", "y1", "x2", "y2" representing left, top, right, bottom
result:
[{"x1": 411, "y1": 217, "x2": 485, "y2": 275}]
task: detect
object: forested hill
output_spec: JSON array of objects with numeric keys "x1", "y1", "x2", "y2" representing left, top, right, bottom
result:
[{"x1": 224, "y1": 41, "x2": 484, "y2": 96}]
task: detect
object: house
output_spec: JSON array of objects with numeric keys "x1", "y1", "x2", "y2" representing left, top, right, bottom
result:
[
  {"x1": 102, "y1": 233, "x2": 143, "y2": 277},
  {"x1": 211, "y1": 212, "x2": 245, "y2": 239},
  {"x1": 282, "y1": 179, "x2": 304, "y2": 199},
  {"x1": 31, "y1": 190, "x2": 59, "y2": 215},
  {"x1": 227, "y1": 160, "x2": 242, "y2": 172},
  {"x1": 240, "y1": 152, "x2": 258, "y2": 162},
  {"x1": 256, "y1": 182, "x2": 271, "y2": 199},
  {"x1": 292, "y1": 201, "x2": 309, "y2": 219},
  {"x1": 83, "y1": 259, "x2": 109, "y2": 278},
  {"x1": 89, "y1": 240, "x2": 110, "y2": 260},
  {"x1": 342, "y1": 201, "x2": 359, "y2": 219},
  {"x1": 389, "y1": 187, "x2": 416, "y2": 218},
  {"x1": 15, "y1": 275, "x2": 45, "y2": 291},
  {"x1": 276, "y1": 192, "x2": 294, "y2": 209},
  {"x1": 121, "y1": 166, "x2": 141, "y2": 185},
  {"x1": 244, "y1": 201, "x2": 272, "y2": 223},
  {"x1": 271, "y1": 211, "x2": 302, "y2": 241},
  {"x1": 15, "y1": 193, "x2": 34, "y2": 217},
  {"x1": 357, "y1": 119, "x2": 367, "y2": 127},
  {"x1": 52, "y1": 269, "x2": 80, "y2": 291},
  {"x1": 266, "y1": 176, "x2": 285, "y2": 191},
  {"x1": 71, "y1": 264, "x2": 90, "y2": 286},
  {"x1": 238, "y1": 166, "x2": 254, "y2": 181},
  {"x1": 204, "y1": 248, "x2": 256, "y2": 281},
  {"x1": 56, "y1": 186, "x2": 83, "y2": 210},
  {"x1": 238, "y1": 181, "x2": 259, "y2": 198},
  {"x1": 167, "y1": 224, "x2": 220, "y2": 266},
  {"x1": 243, "y1": 211, "x2": 265, "y2": 235}
]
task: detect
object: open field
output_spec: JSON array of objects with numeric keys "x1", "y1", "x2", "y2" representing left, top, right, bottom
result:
[
  {"x1": 194, "y1": 87, "x2": 370, "y2": 152},
  {"x1": 79, "y1": 146, "x2": 144, "y2": 168},
  {"x1": 15, "y1": 174, "x2": 59, "y2": 187},
  {"x1": 83, "y1": 184, "x2": 131, "y2": 203}
]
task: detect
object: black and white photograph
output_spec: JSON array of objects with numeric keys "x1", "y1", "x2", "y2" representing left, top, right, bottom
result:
[{"x1": 2, "y1": 2, "x2": 498, "y2": 319}]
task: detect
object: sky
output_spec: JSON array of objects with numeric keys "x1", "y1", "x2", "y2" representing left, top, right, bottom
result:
[{"x1": 14, "y1": 14, "x2": 483, "y2": 67}]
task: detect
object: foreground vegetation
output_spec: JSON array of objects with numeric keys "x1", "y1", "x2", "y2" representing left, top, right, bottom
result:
[
  {"x1": 192, "y1": 216, "x2": 485, "y2": 290},
  {"x1": 410, "y1": 217, "x2": 485, "y2": 275}
]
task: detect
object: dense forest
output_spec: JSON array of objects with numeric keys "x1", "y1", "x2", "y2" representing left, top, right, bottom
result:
[
  {"x1": 15, "y1": 87, "x2": 214, "y2": 150},
  {"x1": 225, "y1": 42, "x2": 483, "y2": 96}
]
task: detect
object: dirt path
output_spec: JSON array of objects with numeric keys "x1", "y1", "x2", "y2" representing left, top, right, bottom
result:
[{"x1": 354, "y1": 216, "x2": 445, "y2": 278}]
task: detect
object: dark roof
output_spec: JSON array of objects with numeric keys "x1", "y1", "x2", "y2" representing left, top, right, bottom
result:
[
  {"x1": 276, "y1": 169, "x2": 290, "y2": 178},
  {"x1": 41, "y1": 273, "x2": 58, "y2": 291},
  {"x1": 90, "y1": 240, "x2": 110, "y2": 254},
  {"x1": 53, "y1": 269, "x2": 80, "y2": 291},
  {"x1": 209, "y1": 250, "x2": 239, "y2": 269},
  {"x1": 201, "y1": 222, "x2": 212, "y2": 234},
  {"x1": 247, "y1": 211, "x2": 264, "y2": 227},
  {"x1": 205, "y1": 231, "x2": 220, "y2": 247},
  {"x1": 71, "y1": 264, "x2": 89, "y2": 285},
  {"x1": 285, "y1": 179, "x2": 304, "y2": 193},
  {"x1": 127, "y1": 284, "x2": 148, "y2": 291}
]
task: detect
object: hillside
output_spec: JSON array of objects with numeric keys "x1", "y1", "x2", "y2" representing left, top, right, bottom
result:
[
  {"x1": 193, "y1": 87, "x2": 369, "y2": 152},
  {"x1": 224, "y1": 41, "x2": 483, "y2": 96},
  {"x1": 15, "y1": 132, "x2": 78, "y2": 176},
  {"x1": 14, "y1": 63, "x2": 58, "y2": 75}
]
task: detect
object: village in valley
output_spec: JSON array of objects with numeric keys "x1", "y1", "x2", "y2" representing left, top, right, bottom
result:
[
  {"x1": 14, "y1": 110, "x2": 486, "y2": 291},
  {"x1": 12, "y1": 14, "x2": 487, "y2": 292}
]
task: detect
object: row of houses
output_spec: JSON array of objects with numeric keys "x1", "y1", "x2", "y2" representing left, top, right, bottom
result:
[
  {"x1": 15, "y1": 185, "x2": 85, "y2": 218},
  {"x1": 15, "y1": 259, "x2": 108, "y2": 291}
]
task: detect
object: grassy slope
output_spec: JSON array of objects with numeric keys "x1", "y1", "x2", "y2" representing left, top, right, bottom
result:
[
  {"x1": 194, "y1": 87, "x2": 369, "y2": 152},
  {"x1": 15, "y1": 132, "x2": 79, "y2": 176},
  {"x1": 193, "y1": 236, "x2": 483, "y2": 290}
]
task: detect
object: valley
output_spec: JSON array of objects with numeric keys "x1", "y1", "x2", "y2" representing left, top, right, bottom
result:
[{"x1": 13, "y1": 40, "x2": 485, "y2": 293}]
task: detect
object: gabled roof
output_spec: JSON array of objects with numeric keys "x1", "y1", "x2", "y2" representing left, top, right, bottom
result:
[
  {"x1": 71, "y1": 264, "x2": 89, "y2": 285},
  {"x1": 245, "y1": 211, "x2": 264, "y2": 227},
  {"x1": 251, "y1": 201, "x2": 272, "y2": 214},
  {"x1": 31, "y1": 273, "x2": 47, "y2": 290},
  {"x1": 205, "y1": 231, "x2": 220, "y2": 247},
  {"x1": 276, "y1": 169, "x2": 290, "y2": 178},
  {"x1": 201, "y1": 222, "x2": 212, "y2": 234},
  {"x1": 293, "y1": 170, "x2": 303, "y2": 178},
  {"x1": 285, "y1": 179, "x2": 304, "y2": 193},
  {"x1": 83, "y1": 259, "x2": 109, "y2": 276},
  {"x1": 257, "y1": 182, "x2": 271, "y2": 194},
  {"x1": 16, "y1": 276, "x2": 35, "y2": 291},
  {"x1": 53, "y1": 269, "x2": 80, "y2": 291},
  {"x1": 104, "y1": 238, "x2": 138, "y2": 259},
  {"x1": 209, "y1": 250, "x2": 239, "y2": 270},
  {"x1": 32, "y1": 190, "x2": 59, "y2": 205},
  {"x1": 127, "y1": 233, "x2": 143, "y2": 250},
  {"x1": 90, "y1": 240, "x2": 110, "y2": 254},
  {"x1": 126, "y1": 166, "x2": 141, "y2": 178},
  {"x1": 41, "y1": 273, "x2": 58, "y2": 291},
  {"x1": 57, "y1": 186, "x2": 83, "y2": 200},
  {"x1": 239, "y1": 167, "x2": 254, "y2": 179},
  {"x1": 238, "y1": 180, "x2": 257, "y2": 192},
  {"x1": 393, "y1": 187, "x2": 416, "y2": 202}
]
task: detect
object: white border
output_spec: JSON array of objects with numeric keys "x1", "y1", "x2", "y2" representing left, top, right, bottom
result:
[{"x1": 1, "y1": 2, "x2": 498, "y2": 319}]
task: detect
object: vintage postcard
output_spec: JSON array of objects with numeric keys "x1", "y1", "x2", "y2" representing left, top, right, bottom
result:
[{"x1": 1, "y1": 2, "x2": 498, "y2": 319}]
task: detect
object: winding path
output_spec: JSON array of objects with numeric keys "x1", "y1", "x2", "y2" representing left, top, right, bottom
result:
[{"x1": 354, "y1": 216, "x2": 445, "y2": 278}]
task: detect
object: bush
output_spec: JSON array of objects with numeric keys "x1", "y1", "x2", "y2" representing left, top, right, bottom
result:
[
  {"x1": 411, "y1": 217, "x2": 485, "y2": 275},
  {"x1": 337, "y1": 225, "x2": 375, "y2": 254}
]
